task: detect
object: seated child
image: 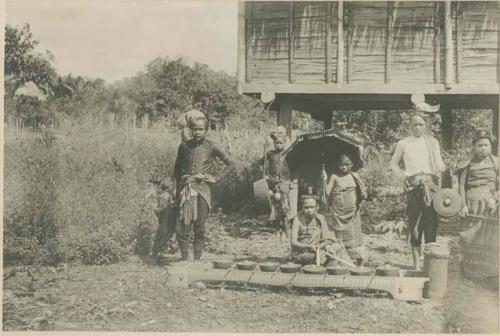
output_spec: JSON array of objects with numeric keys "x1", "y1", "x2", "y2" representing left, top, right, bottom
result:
[
  {"x1": 321, "y1": 154, "x2": 367, "y2": 266},
  {"x1": 290, "y1": 194, "x2": 352, "y2": 266}
]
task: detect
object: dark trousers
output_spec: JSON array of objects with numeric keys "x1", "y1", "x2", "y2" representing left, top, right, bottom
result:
[
  {"x1": 151, "y1": 206, "x2": 176, "y2": 257},
  {"x1": 407, "y1": 186, "x2": 438, "y2": 247},
  {"x1": 175, "y1": 195, "x2": 209, "y2": 260}
]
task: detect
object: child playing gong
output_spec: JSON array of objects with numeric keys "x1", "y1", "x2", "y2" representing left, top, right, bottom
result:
[
  {"x1": 321, "y1": 154, "x2": 367, "y2": 265},
  {"x1": 290, "y1": 194, "x2": 352, "y2": 266}
]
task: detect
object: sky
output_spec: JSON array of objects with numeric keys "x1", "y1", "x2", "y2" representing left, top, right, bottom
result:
[{"x1": 6, "y1": 0, "x2": 239, "y2": 83}]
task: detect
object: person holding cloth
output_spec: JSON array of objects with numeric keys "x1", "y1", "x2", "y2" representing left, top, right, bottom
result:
[
  {"x1": 173, "y1": 116, "x2": 235, "y2": 261},
  {"x1": 390, "y1": 113, "x2": 446, "y2": 270}
]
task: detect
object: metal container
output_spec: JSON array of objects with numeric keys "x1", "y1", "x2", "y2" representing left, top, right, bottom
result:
[
  {"x1": 302, "y1": 265, "x2": 326, "y2": 274},
  {"x1": 213, "y1": 260, "x2": 233, "y2": 269},
  {"x1": 259, "y1": 262, "x2": 280, "y2": 272},
  {"x1": 376, "y1": 265, "x2": 400, "y2": 277},
  {"x1": 236, "y1": 261, "x2": 257, "y2": 271},
  {"x1": 326, "y1": 266, "x2": 349, "y2": 275},
  {"x1": 280, "y1": 263, "x2": 301, "y2": 273},
  {"x1": 350, "y1": 267, "x2": 373, "y2": 276}
]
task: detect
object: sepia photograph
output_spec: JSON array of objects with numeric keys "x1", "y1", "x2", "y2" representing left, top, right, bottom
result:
[{"x1": 2, "y1": 0, "x2": 499, "y2": 333}]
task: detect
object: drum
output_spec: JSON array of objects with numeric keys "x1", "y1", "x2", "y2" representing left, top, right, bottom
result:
[{"x1": 253, "y1": 177, "x2": 271, "y2": 214}]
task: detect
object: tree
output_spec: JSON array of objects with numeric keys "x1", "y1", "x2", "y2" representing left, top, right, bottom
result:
[{"x1": 5, "y1": 24, "x2": 56, "y2": 96}]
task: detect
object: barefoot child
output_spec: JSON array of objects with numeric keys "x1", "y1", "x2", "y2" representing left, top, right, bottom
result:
[
  {"x1": 290, "y1": 195, "x2": 349, "y2": 266},
  {"x1": 321, "y1": 154, "x2": 367, "y2": 265},
  {"x1": 260, "y1": 126, "x2": 297, "y2": 240},
  {"x1": 173, "y1": 116, "x2": 235, "y2": 261}
]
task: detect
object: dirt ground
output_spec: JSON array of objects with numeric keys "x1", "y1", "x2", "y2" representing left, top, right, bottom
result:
[{"x1": 3, "y1": 213, "x2": 499, "y2": 333}]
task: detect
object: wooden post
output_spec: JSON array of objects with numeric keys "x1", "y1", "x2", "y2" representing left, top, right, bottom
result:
[
  {"x1": 278, "y1": 97, "x2": 293, "y2": 139},
  {"x1": 444, "y1": 0, "x2": 453, "y2": 88},
  {"x1": 245, "y1": 3, "x2": 253, "y2": 83},
  {"x1": 337, "y1": 0, "x2": 344, "y2": 84},
  {"x1": 493, "y1": 98, "x2": 499, "y2": 156},
  {"x1": 455, "y1": 2, "x2": 462, "y2": 83},
  {"x1": 237, "y1": 2, "x2": 246, "y2": 94},
  {"x1": 434, "y1": 2, "x2": 441, "y2": 84},
  {"x1": 440, "y1": 105, "x2": 454, "y2": 188},
  {"x1": 346, "y1": 4, "x2": 354, "y2": 83},
  {"x1": 385, "y1": 2, "x2": 396, "y2": 84},
  {"x1": 288, "y1": 2, "x2": 295, "y2": 83},
  {"x1": 440, "y1": 106, "x2": 454, "y2": 150},
  {"x1": 325, "y1": 2, "x2": 333, "y2": 83}
]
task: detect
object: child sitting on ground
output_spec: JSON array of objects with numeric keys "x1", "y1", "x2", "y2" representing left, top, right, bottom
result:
[
  {"x1": 321, "y1": 154, "x2": 368, "y2": 266},
  {"x1": 290, "y1": 194, "x2": 352, "y2": 267}
]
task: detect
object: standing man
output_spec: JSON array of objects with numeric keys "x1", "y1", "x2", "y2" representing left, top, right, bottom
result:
[
  {"x1": 173, "y1": 116, "x2": 235, "y2": 261},
  {"x1": 390, "y1": 113, "x2": 446, "y2": 270}
]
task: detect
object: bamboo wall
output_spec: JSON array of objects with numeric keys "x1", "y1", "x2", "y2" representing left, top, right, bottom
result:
[{"x1": 242, "y1": 1, "x2": 500, "y2": 89}]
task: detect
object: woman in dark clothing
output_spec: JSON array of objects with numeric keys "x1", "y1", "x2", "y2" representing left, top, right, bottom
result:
[{"x1": 457, "y1": 129, "x2": 498, "y2": 286}]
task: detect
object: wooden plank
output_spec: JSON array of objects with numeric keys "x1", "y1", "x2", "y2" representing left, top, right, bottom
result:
[
  {"x1": 245, "y1": 3, "x2": 253, "y2": 83},
  {"x1": 385, "y1": 2, "x2": 396, "y2": 84},
  {"x1": 251, "y1": 2, "x2": 289, "y2": 19},
  {"x1": 237, "y1": 2, "x2": 246, "y2": 92},
  {"x1": 444, "y1": 0, "x2": 453, "y2": 88},
  {"x1": 434, "y1": 2, "x2": 441, "y2": 84},
  {"x1": 241, "y1": 82, "x2": 500, "y2": 95},
  {"x1": 346, "y1": 3, "x2": 354, "y2": 83},
  {"x1": 289, "y1": 2, "x2": 295, "y2": 83},
  {"x1": 278, "y1": 97, "x2": 293, "y2": 138},
  {"x1": 494, "y1": 100, "x2": 499, "y2": 156},
  {"x1": 325, "y1": 1, "x2": 333, "y2": 83},
  {"x1": 440, "y1": 105, "x2": 454, "y2": 150},
  {"x1": 456, "y1": 2, "x2": 463, "y2": 83},
  {"x1": 337, "y1": 0, "x2": 344, "y2": 84},
  {"x1": 293, "y1": 2, "x2": 326, "y2": 17}
]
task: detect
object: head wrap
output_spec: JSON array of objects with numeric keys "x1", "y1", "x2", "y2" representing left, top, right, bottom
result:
[
  {"x1": 176, "y1": 109, "x2": 207, "y2": 129},
  {"x1": 270, "y1": 126, "x2": 287, "y2": 142},
  {"x1": 472, "y1": 129, "x2": 495, "y2": 146}
]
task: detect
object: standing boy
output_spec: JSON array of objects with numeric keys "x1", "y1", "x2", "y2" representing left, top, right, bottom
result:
[{"x1": 173, "y1": 116, "x2": 234, "y2": 261}]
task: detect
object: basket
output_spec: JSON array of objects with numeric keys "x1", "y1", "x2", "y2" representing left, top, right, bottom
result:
[{"x1": 459, "y1": 216, "x2": 499, "y2": 280}]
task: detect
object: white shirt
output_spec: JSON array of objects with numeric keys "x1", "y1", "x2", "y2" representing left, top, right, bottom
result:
[{"x1": 391, "y1": 135, "x2": 445, "y2": 177}]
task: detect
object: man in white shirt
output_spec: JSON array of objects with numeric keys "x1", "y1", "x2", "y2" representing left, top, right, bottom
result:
[{"x1": 390, "y1": 113, "x2": 446, "y2": 270}]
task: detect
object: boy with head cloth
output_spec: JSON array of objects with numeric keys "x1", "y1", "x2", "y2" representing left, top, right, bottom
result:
[
  {"x1": 173, "y1": 115, "x2": 235, "y2": 261},
  {"x1": 390, "y1": 113, "x2": 446, "y2": 270}
]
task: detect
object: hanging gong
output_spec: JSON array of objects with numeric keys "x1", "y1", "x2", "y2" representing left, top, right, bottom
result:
[{"x1": 433, "y1": 188, "x2": 462, "y2": 217}]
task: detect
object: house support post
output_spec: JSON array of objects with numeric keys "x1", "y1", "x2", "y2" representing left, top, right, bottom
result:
[{"x1": 278, "y1": 97, "x2": 293, "y2": 139}]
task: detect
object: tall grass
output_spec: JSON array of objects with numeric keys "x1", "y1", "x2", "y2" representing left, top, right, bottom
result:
[{"x1": 3, "y1": 117, "x2": 273, "y2": 265}]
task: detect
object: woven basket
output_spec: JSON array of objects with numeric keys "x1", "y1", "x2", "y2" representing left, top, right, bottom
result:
[{"x1": 459, "y1": 216, "x2": 499, "y2": 280}]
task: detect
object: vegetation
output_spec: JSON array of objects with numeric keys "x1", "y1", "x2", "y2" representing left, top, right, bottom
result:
[{"x1": 3, "y1": 23, "x2": 494, "y2": 266}]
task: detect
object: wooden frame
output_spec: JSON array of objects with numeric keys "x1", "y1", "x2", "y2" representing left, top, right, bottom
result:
[
  {"x1": 444, "y1": 0, "x2": 453, "y2": 88},
  {"x1": 288, "y1": 2, "x2": 295, "y2": 83},
  {"x1": 337, "y1": 0, "x2": 344, "y2": 84},
  {"x1": 237, "y1": 2, "x2": 246, "y2": 94},
  {"x1": 237, "y1": 1, "x2": 499, "y2": 95},
  {"x1": 241, "y1": 82, "x2": 499, "y2": 95},
  {"x1": 385, "y1": 2, "x2": 396, "y2": 84},
  {"x1": 325, "y1": 1, "x2": 333, "y2": 83}
]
